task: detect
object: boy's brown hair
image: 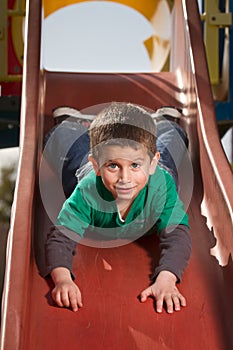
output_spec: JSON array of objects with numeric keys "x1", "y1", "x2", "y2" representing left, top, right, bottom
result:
[{"x1": 89, "y1": 102, "x2": 157, "y2": 160}]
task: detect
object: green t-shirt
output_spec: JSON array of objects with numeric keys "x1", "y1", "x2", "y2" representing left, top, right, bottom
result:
[{"x1": 56, "y1": 165, "x2": 189, "y2": 242}]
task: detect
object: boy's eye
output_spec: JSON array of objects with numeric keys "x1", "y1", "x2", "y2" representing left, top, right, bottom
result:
[
  {"x1": 131, "y1": 162, "x2": 140, "y2": 169},
  {"x1": 107, "y1": 163, "x2": 118, "y2": 169}
]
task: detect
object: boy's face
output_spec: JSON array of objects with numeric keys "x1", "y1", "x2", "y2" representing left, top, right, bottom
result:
[{"x1": 89, "y1": 145, "x2": 160, "y2": 207}]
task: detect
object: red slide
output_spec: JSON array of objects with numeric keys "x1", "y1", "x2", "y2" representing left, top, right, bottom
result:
[{"x1": 1, "y1": 1, "x2": 233, "y2": 349}]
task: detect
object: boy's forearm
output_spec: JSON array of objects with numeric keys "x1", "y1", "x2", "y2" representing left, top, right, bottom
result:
[
  {"x1": 44, "y1": 225, "x2": 77, "y2": 278},
  {"x1": 154, "y1": 224, "x2": 191, "y2": 282}
]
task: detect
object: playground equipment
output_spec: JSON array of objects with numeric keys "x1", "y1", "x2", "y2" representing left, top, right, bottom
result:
[{"x1": 1, "y1": 0, "x2": 233, "y2": 349}]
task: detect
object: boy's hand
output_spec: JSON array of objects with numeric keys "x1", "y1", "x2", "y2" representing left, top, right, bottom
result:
[
  {"x1": 140, "y1": 270, "x2": 186, "y2": 314},
  {"x1": 51, "y1": 267, "x2": 83, "y2": 312}
]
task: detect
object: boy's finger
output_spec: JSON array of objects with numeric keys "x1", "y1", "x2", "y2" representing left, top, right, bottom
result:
[
  {"x1": 76, "y1": 291, "x2": 83, "y2": 308},
  {"x1": 68, "y1": 290, "x2": 80, "y2": 312},
  {"x1": 172, "y1": 295, "x2": 181, "y2": 311},
  {"x1": 74, "y1": 292, "x2": 83, "y2": 310},
  {"x1": 164, "y1": 296, "x2": 174, "y2": 314},
  {"x1": 179, "y1": 294, "x2": 186, "y2": 307},
  {"x1": 156, "y1": 296, "x2": 164, "y2": 313},
  {"x1": 140, "y1": 288, "x2": 151, "y2": 302},
  {"x1": 61, "y1": 291, "x2": 71, "y2": 308},
  {"x1": 52, "y1": 290, "x2": 64, "y2": 307}
]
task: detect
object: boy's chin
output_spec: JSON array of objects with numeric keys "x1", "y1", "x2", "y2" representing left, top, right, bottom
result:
[{"x1": 115, "y1": 192, "x2": 136, "y2": 202}]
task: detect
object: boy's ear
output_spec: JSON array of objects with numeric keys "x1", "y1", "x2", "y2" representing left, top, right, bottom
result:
[
  {"x1": 88, "y1": 154, "x2": 101, "y2": 175},
  {"x1": 149, "y1": 152, "x2": 160, "y2": 175}
]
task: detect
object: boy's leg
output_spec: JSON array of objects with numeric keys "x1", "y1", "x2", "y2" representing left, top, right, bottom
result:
[
  {"x1": 156, "y1": 120, "x2": 188, "y2": 189},
  {"x1": 43, "y1": 120, "x2": 90, "y2": 197}
]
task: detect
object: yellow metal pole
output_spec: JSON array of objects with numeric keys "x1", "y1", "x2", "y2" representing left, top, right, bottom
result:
[
  {"x1": 0, "y1": 0, "x2": 8, "y2": 82},
  {"x1": 201, "y1": 0, "x2": 232, "y2": 85},
  {"x1": 11, "y1": 0, "x2": 26, "y2": 68},
  {"x1": 0, "y1": 0, "x2": 25, "y2": 83}
]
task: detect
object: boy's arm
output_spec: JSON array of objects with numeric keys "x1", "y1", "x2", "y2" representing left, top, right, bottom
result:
[
  {"x1": 140, "y1": 224, "x2": 191, "y2": 313},
  {"x1": 50, "y1": 267, "x2": 83, "y2": 312},
  {"x1": 140, "y1": 270, "x2": 186, "y2": 313},
  {"x1": 45, "y1": 226, "x2": 83, "y2": 311},
  {"x1": 45, "y1": 225, "x2": 78, "y2": 278},
  {"x1": 153, "y1": 224, "x2": 191, "y2": 282}
]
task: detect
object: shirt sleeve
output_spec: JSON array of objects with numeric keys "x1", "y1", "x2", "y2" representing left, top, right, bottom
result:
[
  {"x1": 43, "y1": 225, "x2": 78, "y2": 279},
  {"x1": 56, "y1": 185, "x2": 91, "y2": 236},
  {"x1": 153, "y1": 224, "x2": 192, "y2": 282}
]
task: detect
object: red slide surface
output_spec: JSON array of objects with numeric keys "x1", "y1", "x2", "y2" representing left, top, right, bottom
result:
[{"x1": 1, "y1": 1, "x2": 233, "y2": 349}]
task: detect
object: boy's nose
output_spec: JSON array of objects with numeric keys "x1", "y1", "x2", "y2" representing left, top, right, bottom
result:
[{"x1": 119, "y1": 167, "x2": 131, "y2": 183}]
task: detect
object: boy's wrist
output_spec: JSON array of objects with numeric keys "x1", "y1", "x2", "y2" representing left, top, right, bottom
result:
[
  {"x1": 51, "y1": 267, "x2": 72, "y2": 283},
  {"x1": 156, "y1": 270, "x2": 178, "y2": 283}
]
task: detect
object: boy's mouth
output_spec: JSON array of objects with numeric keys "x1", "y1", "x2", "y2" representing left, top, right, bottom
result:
[{"x1": 115, "y1": 186, "x2": 136, "y2": 193}]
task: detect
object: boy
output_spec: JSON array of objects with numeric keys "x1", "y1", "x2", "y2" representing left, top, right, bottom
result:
[{"x1": 44, "y1": 102, "x2": 191, "y2": 314}]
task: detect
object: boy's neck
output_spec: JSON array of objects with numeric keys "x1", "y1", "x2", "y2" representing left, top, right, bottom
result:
[{"x1": 116, "y1": 199, "x2": 133, "y2": 220}]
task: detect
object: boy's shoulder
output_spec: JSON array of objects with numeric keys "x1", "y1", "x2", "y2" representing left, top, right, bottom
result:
[
  {"x1": 76, "y1": 169, "x2": 112, "y2": 200},
  {"x1": 150, "y1": 165, "x2": 175, "y2": 187},
  {"x1": 77, "y1": 168, "x2": 96, "y2": 187},
  {"x1": 147, "y1": 165, "x2": 178, "y2": 199}
]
